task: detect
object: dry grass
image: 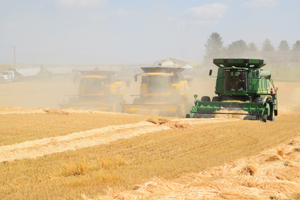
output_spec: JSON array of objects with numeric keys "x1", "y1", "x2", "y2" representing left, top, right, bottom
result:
[
  {"x1": 63, "y1": 155, "x2": 127, "y2": 177},
  {"x1": 146, "y1": 118, "x2": 190, "y2": 129},
  {"x1": 0, "y1": 109, "x2": 148, "y2": 146},
  {"x1": 97, "y1": 155, "x2": 127, "y2": 170},
  {"x1": 92, "y1": 135, "x2": 300, "y2": 200},
  {"x1": 43, "y1": 108, "x2": 69, "y2": 115},
  {"x1": 0, "y1": 120, "x2": 175, "y2": 163},
  {"x1": 265, "y1": 155, "x2": 283, "y2": 161},
  {"x1": 292, "y1": 147, "x2": 300, "y2": 152},
  {"x1": 214, "y1": 110, "x2": 248, "y2": 119},
  {"x1": 0, "y1": 113, "x2": 300, "y2": 199},
  {"x1": 292, "y1": 193, "x2": 300, "y2": 200},
  {"x1": 146, "y1": 118, "x2": 170, "y2": 125},
  {"x1": 1, "y1": 118, "x2": 234, "y2": 163},
  {"x1": 63, "y1": 161, "x2": 89, "y2": 176},
  {"x1": 277, "y1": 147, "x2": 284, "y2": 156},
  {"x1": 239, "y1": 163, "x2": 259, "y2": 176}
]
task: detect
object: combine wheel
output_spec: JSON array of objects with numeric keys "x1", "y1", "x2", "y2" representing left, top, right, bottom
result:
[
  {"x1": 201, "y1": 96, "x2": 211, "y2": 102},
  {"x1": 267, "y1": 110, "x2": 275, "y2": 121},
  {"x1": 212, "y1": 96, "x2": 221, "y2": 102},
  {"x1": 269, "y1": 116, "x2": 275, "y2": 121},
  {"x1": 262, "y1": 114, "x2": 267, "y2": 122},
  {"x1": 186, "y1": 114, "x2": 190, "y2": 118}
]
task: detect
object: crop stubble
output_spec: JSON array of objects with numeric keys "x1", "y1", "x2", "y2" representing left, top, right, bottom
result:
[
  {"x1": 0, "y1": 112, "x2": 300, "y2": 199},
  {"x1": 0, "y1": 81, "x2": 300, "y2": 199}
]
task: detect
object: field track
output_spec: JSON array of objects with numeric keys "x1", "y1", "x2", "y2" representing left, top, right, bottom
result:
[{"x1": 0, "y1": 117, "x2": 238, "y2": 163}]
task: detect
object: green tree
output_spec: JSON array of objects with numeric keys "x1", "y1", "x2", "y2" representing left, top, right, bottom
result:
[
  {"x1": 248, "y1": 42, "x2": 258, "y2": 51},
  {"x1": 292, "y1": 40, "x2": 300, "y2": 51},
  {"x1": 203, "y1": 32, "x2": 224, "y2": 64},
  {"x1": 278, "y1": 40, "x2": 290, "y2": 51},
  {"x1": 226, "y1": 40, "x2": 248, "y2": 57},
  {"x1": 262, "y1": 39, "x2": 275, "y2": 51}
]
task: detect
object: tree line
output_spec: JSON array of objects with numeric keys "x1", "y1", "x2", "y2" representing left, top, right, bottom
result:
[{"x1": 204, "y1": 32, "x2": 300, "y2": 65}]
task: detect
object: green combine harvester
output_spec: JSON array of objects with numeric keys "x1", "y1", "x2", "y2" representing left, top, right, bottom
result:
[{"x1": 187, "y1": 58, "x2": 278, "y2": 122}]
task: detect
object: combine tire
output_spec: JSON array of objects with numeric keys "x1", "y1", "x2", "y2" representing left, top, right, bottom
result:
[
  {"x1": 269, "y1": 116, "x2": 275, "y2": 121},
  {"x1": 212, "y1": 96, "x2": 221, "y2": 102},
  {"x1": 201, "y1": 96, "x2": 211, "y2": 102},
  {"x1": 267, "y1": 110, "x2": 275, "y2": 121},
  {"x1": 186, "y1": 114, "x2": 191, "y2": 118},
  {"x1": 262, "y1": 114, "x2": 268, "y2": 122}
]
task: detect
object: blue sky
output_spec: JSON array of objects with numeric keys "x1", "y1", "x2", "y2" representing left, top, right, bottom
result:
[{"x1": 0, "y1": 0, "x2": 299, "y2": 64}]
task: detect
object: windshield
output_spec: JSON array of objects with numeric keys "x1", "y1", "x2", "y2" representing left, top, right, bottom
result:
[
  {"x1": 147, "y1": 76, "x2": 170, "y2": 94},
  {"x1": 80, "y1": 78, "x2": 105, "y2": 94},
  {"x1": 224, "y1": 69, "x2": 248, "y2": 92}
]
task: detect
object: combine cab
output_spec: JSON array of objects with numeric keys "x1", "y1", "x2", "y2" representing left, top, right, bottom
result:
[
  {"x1": 187, "y1": 58, "x2": 278, "y2": 122},
  {"x1": 60, "y1": 70, "x2": 125, "y2": 112},
  {"x1": 121, "y1": 66, "x2": 191, "y2": 117}
]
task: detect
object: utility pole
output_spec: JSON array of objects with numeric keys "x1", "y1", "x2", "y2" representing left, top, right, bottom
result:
[{"x1": 14, "y1": 46, "x2": 16, "y2": 68}]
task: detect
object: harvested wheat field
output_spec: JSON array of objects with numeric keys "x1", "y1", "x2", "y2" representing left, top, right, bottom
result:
[
  {"x1": 0, "y1": 81, "x2": 300, "y2": 199},
  {"x1": 88, "y1": 136, "x2": 300, "y2": 200}
]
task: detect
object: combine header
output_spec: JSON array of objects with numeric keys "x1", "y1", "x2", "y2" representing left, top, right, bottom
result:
[
  {"x1": 187, "y1": 58, "x2": 278, "y2": 122},
  {"x1": 121, "y1": 66, "x2": 192, "y2": 117},
  {"x1": 60, "y1": 69, "x2": 125, "y2": 112}
]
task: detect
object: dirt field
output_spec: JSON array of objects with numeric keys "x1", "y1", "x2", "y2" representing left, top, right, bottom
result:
[{"x1": 0, "y1": 81, "x2": 300, "y2": 199}]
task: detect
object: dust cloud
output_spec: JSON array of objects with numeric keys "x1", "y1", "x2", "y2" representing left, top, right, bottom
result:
[
  {"x1": 0, "y1": 78, "x2": 77, "y2": 109},
  {"x1": 0, "y1": 63, "x2": 299, "y2": 116}
]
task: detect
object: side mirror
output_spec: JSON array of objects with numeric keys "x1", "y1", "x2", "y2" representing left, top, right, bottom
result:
[
  {"x1": 209, "y1": 69, "x2": 212, "y2": 76},
  {"x1": 134, "y1": 74, "x2": 138, "y2": 82}
]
